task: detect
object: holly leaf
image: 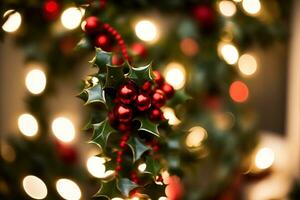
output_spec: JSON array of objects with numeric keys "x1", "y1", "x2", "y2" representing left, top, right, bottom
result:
[
  {"x1": 167, "y1": 89, "x2": 192, "y2": 107},
  {"x1": 76, "y1": 37, "x2": 91, "y2": 50},
  {"x1": 144, "y1": 157, "x2": 161, "y2": 176},
  {"x1": 135, "y1": 117, "x2": 160, "y2": 137},
  {"x1": 117, "y1": 178, "x2": 139, "y2": 197},
  {"x1": 90, "y1": 119, "x2": 115, "y2": 149},
  {"x1": 94, "y1": 180, "x2": 122, "y2": 199},
  {"x1": 80, "y1": 84, "x2": 105, "y2": 105},
  {"x1": 91, "y1": 48, "x2": 112, "y2": 72},
  {"x1": 127, "y1": 63, "x2": 154, "y2": 86},
  {"x1": 127, "y1": 137, "x2": 151, "y2": 162},
  {"x1": 104, "y1": 64, "x2": 125, "y2": 88}
]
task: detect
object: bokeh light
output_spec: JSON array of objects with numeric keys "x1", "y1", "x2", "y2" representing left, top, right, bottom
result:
[
  {"x1": 135, "y1": 20, "x2": 158, "y2": 42},
  {"x1": 52, "y1": 117, "x2": 75, "y2": 142},
  {"x1": 86, "y1": 156, "x2": 106, "y2": 178},
  {"x1": 158, "y1": 197, "x2": 167, "y2": 200},
  {"x1": 186, "y1": 126, "x2": 207, "y2": 148},
  {"x1": 255, "y1": 147, "x2": 275, "y2": 170},
  {"x1": 229, "y1": 81, "x2": 249, "y2": 103},
  {"x1": 162, "y1": 107, "x2": 181, "y2": 125},
  {"x1": 180, "y1": 38, "x2": 199, "y2": 56},
  {"x1": 1, "y1": 142, "x2": 16, "y2": 162},
  {"x1": 112, "y1": 198, "x2": 124, "y2": 200},
  {"x1": 164, "y1": 62, "x2": 186, "y2": 90},
  {"x1": 242, "y1": 0, "x2": 261, "y2": 15},
  {"x1": 220, "y1": 43, "x2": 239, "y2": 65},
  {"x1": 238, "y1": 53, "x2": 258, "y2": 76},
  {"x1": 138, "y1": 163, "x2": 147, "y2": 172},
  {"x1": 2, "y1": 10, "x2": 22, "y2": 33},
  {"x1": 61, "y1": 7, "x2": 84, "y2": 30},
  {"x1": 18, "y1": 114, "x2": 38, "y2": 137},
  {"x1": 25, "y1": 69, "x2": 47, "y2": 95},
  {"x1": 22, "y1": 175, "x2": 48, "y2": 199},
  {"x1": 218, "y1": 0, "x2": 237, "y2": 17},
  {"x1": 56, "y1": 179, "x2": 81, "y2": 200}
]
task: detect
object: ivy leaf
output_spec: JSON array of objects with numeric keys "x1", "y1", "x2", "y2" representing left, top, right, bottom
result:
[
  {"x1": 104, "y1": 64, "x2": 125, "y2": 88},
  {"x1": 144, "y1": 157, "x2": 161, "y2": 176},
  {"x1": 94, "y1": 180, "x2": 122, "y2": 199},
  {"x1": 135, "y1": 117, "x2": 160, "y2": 137},
  {"x1": 127, "y1": 63, "x2": 154, "y2": 86},
  {"x1": 90, "y1": 119, "x2": 115, "y2": 149},
  {"x1": 127, "y1": 137, "x2": 151, "y2": 162},
  {"x1": 91, "y1": 48, "x2": 112, "y2": 72},
  {"x1": 80, "y1": 84, "x2": 105, "y2": 105},
  {"x1": 117, "y1": 178, "x2": 139, "y2": 197}
]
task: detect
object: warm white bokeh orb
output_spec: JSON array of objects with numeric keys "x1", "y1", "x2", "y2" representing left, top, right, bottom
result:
[
  {"x1": 61, "y1": 7, "x2": 84, "y2": 30},
  {"x1": 162, "y1": 107, "x2": 181, "y2": 125},
  {"x1": 52, "y1": 117, "x2": 75, "y2": 143},
  {"x1": 18, "y1": 114, "x2": 38, "y2": 137},
  {"x1": 186, "y1": 126, "x2": 207, "y2": 148},
  {"x1": 238, "y1": 53, "x2": 258, "y2": 76},
  {"x1": 25, "y1": 69, "x2": 47, "y2": 95},
  {"x1": 135, "y1": 20, "x2": 158, "y2": 42},
  {"x1": 219, "y1": 0, "x2": 237, "y2": 17},
  {"x1": 138, "y1": 163, "x2": 147, "y2": 172},
  {"x1": 86, "y1": 156, "x2": 106, "y2": 178},
  {"x1": 255, "y1": 147, "x2": 275, "y2": 170},
  {"x1": 112, "y1": 198, "x2": 124, "y2": 200},
  {"x1": 158, "y1": 197, "x2": 168, "y2": 200},
  {"x1": 22, "y1": 175, "x2": 48, "y2": 199},
  {"x1": 56, "y1": 179, "x2": 81, "y2": 200},
  {"x1": 242, "y1": 0, "x2": 261, "y2": 15},
  {"x1": 220, "y1": 43, "x2": 239, "y2": 65},
  {"x1": 164, "y1": 62, "x2": 186, "y2": 90},
  {"x1": 2, "y1": 10, "x2": 22, "y2": 33}
]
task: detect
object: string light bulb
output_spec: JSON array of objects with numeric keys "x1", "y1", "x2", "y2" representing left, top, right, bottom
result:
[
  {"x1": 51, "y1": 117, "x2": 75, "y2": 143},
  {"x1": 164, "y1": 62, "x2": 186, "y2": 90},
  {"x1": 86, "y1": 156, "x2": 106, "y2": 178},
  {"x1": 18, "y1": 114, "x2": 38, "y2": 137},
  {"x1": 61, "y1": 7, "x2": 84, "y2": 30},
  {"x1": 218, "y1": 0, "x2": 237, "y2": 17},
  {"x1": 2, "y1": 10, "x2": 22, "y2": 33},
  {"x1": 135, "y1": 20, "x2": 158, "y2": 42},
  {"x1": 255, "y1": 147, "x2": 275, "y2": 170},
  {"x1": 220, "y1": 43, "x2": 239, "y2": 65},
  {"x1": 238, "y1": 53, "x2": 258, "y2": 76},
  {"x1": 25, "y1": 69, "x2": 47, "y2": 95},
  {"x1": 22, "y1": 175, "x2": 48, "y2": 199},
  {"x1": 186, "y1": 126, "x2": 207, "y2": 148},
  {"x1": 242, "y1": 0, "x2": 261, "y2": 15},
  {"x1": 56, "y1": 179, "x2": 81, "y2": 200}
]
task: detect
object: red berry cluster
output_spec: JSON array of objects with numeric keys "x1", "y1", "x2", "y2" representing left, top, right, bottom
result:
[{"x1": 84, "y1": 16, "x2": 129, "y2": 61}]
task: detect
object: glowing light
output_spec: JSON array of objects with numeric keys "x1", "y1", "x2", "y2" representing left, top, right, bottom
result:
[
  {"x1": 219, "y1": 0, "x2": 237, "y2": 17},
  {"x1": 86, "y1": 156, "x2": 106, "y2": 178},
  {"x1": 135, "y1": 20, "x2": 158, "y2": 42},
  {"x1": 2, "y1": 10, "x2": 22, "y2": 33},
  {"x1": 112, "y1": 198, "x2": 124, "y2": 200},
  {"x1": 220, "y1": 43, "x2": 239, "y2": 65},
  {"x1": 61, "y1": 7, "x2": 84, "y2": 30},
  {"x1": 162, "y1": 107, "x2": 181, "y2": 125},
  {"x1": 56, "y1": 179, "x2": 81, "y2": 200},
  {"x1": 25, "y1": 69, "x2": 47, "y2": 95},
  {"x1": 18, "y1": 114, "x2": 38, "y2": 137},
  {"x1": 131, "y1": 197, "x2": 139, "y2": 200},
  {"x1": 180, "y1": 38, "x2": 199, "y2": 56},
  {"x1": 22, "y1": 175, "x2": 48, "y2": 199},
  {"x1": 242, "y1": 0, "x2": 261, "y2": 15},
  {"x1": 238, "y1": 53, "x2": 258, "y2": 76},
  {"x1": 138, "y1": 163, "x2": 147, "y2": 172},
  {"x1": 158, "y1": 197, "x2": 167, "y2": 200},
  {"x1": 52, "y1": 117, "x2": 75, "y2": 143},
  {"x1": 229, "y1": 81, "x2": 249, "y2": 103},
  {"x1": 1, "y1": 142, "x2": 16, "y2": 162},
  {"x1": 164, "y1": 62, "x2": 186, "y2": 90},
  {"x1": 186, "y1": 126, "x2": 207, "y2": 148},
  {"x1": 255, "y1": 147, "x2": 275, "y2": 170}
]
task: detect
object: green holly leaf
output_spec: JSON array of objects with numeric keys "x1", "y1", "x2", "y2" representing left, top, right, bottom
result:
[
  {"x1": 76, "y1": 37, "x2": 91, "y2": 50},
  {"x1": 117, "y1": 178, "x2": 139, "y2": 197},
  {"x1": 91, "y1": 48, "x2": 112, "y2": 72},
  {"x1": 127, "y1": 63, "x2": 154, "y2": 86},
  {"x1": 94, "y1": 180, "x2": 122, "y2": 199},
  {"x1": 104, "y1": 64, "x2": 125, "y2": 88},
  {"x1": 144, "y1": 157, "x2": 161, "y2": 176},
  {"x1": 167, "y1": 89, "x2": 192, "y2": 107},
  {"x1": 90, "y1": 119, "x2": 115, "y2": 149},
  {"x1": 127, "y1": 137, "x2": 151, "y2": 162},
  {"x1": 80, "y1": 84, "x2": 105, "y2": 105},
  {"x1": 135, "y1": 117, "x2": 160, "y2": 137}
]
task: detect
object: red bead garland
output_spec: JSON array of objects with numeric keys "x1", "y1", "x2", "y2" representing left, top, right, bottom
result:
[{"x1": 115, "y1": 133, "x2": 130, "y2": 175}]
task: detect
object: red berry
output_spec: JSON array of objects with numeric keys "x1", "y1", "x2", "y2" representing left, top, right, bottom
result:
[
  {"x1": 117, "y1": 84, "x2": 137, "y2": 104},
  {"x1": 112, "y1": 54, "x2": 124, "y2": 65},
  {"x1": 153, "y1": 145, "x2": 159, "y2": 152},
  {"x1": 131, "y1": 42, "x2": 147, "y2": 57},
  {"x1": 152, "y1": 89, "x2": 166, "y2": 108},
  {"x1": 108, "y1": 111, "x2": 116, "y2": 125},
  {"x1": 135, "y1": 93, "x2": 151, "y2": 111},
  {"x1": 117, "y1": 157, "x2": 122, "y2": 163},
  {"x1": 149, "y1": 108, "x2": 164, "y2": 122},
  {"x1": 84, "y1": 16, "x2": 100, "y2": 34},
  {"x1": 120, "y1": 140, "x2": 127, "y2": 148},
  {"x1": 192, "y1": 5, "x2": 215, "y2": 27},
  {"x1": 95, "y1": 34, "x2": 109, "y2": 48},
  {"x1": 141, "y1": 81, "x2": 152, "y2": 94},
  {"x1": 153, "y1": 70, "x2": 164, "y2": 85},
  {"x1": 118, "y1": 151, "x2": 123, "y2": 156},
  {"x1": 114, "y1": 104, "x2": 133, "y2": 123},
  {"x1": 118, "y1": 122, "x2": 131, "y2": 132},
  {"x1": 160, "y1": 83, "x2": 174, "y2": 99},
  {"x1": 116, "y1": 165, "x2": 122, "y2": 171}
]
